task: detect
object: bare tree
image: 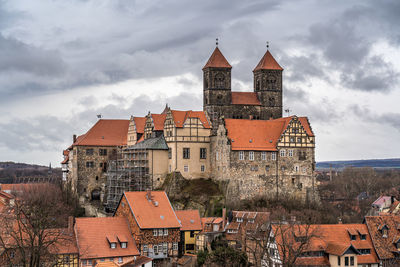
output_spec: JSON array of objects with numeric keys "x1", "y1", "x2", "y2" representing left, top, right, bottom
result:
[{"x1": 0, "y1": 183, "x2": 72, "y2": 266}]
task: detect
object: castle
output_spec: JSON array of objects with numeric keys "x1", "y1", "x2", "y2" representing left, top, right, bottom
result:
[{"x1": 61, "y1": 45, "x2": 316, "y2": 213}]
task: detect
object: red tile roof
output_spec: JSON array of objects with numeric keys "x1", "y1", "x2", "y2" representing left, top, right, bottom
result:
[
  {"x1": 253, "y1": 50, "x2": 283, "y2": 71},
  {"x1": 75, "y1": 217, "x2": 139, "y2": 259},
  {"x1": 203, "y1": 47, "x2": 232, "y2": 69},
  {"x1": 175, "y1": 210, "x2": 202, "y2": 231},
  {"x1": 200, "y1": 217, "x2": 224, "y2": 233},
  {"x1": 231, "y1": 92, "x2": 261, "y2": 105},
  {"x1": 272, "y1": 224, "x2": 379, "y2": 265},
  {"x1": 225, "y1": 116, "x2": 313, "y2": 151},
  {"x1": 72, "y1": 119, "x2": 129, "y2": 147},
  {"x1": 151, "y1": 114, "x2": 167, "y2": 131},
  {"x1": 171, "y1": 110, "x2": 211, "y2": 129},
  {"x1": 48, "y1": 228, "x2": 78, "y2": 255},
  {"x1": 124, "y1": 256, "x2": 153, "y2": 266},
  {"x1": 123, "y1": 191, "x2": 181, "y2": 229},
  {"x1": 133, "y1": 117, "x2": 146, "y2": 134}
]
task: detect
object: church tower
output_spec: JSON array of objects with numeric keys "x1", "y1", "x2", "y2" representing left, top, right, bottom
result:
[
  {"x1": 203, "y1": 46, "x2": 232, "y2": 132},
  {"x1": 253, "y1": 49, "x2": 283, "y2": 119}
]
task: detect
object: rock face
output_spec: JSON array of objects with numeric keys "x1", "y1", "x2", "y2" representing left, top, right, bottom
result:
[{"x1": 159, "y1": 172, "x2": 225, "y2": 216}]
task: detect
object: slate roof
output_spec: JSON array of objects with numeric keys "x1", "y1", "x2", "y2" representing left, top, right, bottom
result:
[{"x1": 126, "y1": 135, "x2": 168, "y2": 150}]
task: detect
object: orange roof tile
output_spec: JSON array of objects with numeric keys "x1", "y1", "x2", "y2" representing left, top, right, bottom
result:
[
  {"x1": 133, "y1": 117, "x2": 146, "y2": 134},
  {"x1": 48, "y1": 228, "x2": 78, "y2": 255},
  {"x1": 171, "y1": 110, "x2": 211, "y2": 129},
  {"x1": 203, "y1": 47, "x2": 232, "y2": 69},
  {"x1": 175, "y1": 210, "x2": 202, "y2": 231},
  {"x1": 124, "y1": 256, "x2": 153, "y2": 266},
  {"x1": 225, "y1": 116, "x2": 313, "y2": 151},
  {"x1": 73, "y1": 119, "x2": 129, "y2": 147},
  {"x1": 272, "y1": 224, "x2": 379, "y2": 265},
  {"x1": 231, "y1": 92, "x2": 261, "y2": 105},
  {"x1": 75, "y1": 217, "x2": 139, "y2": 259},
  {"x1": 253, "y1": 50, "x2": 283, "y2": 71},
  {"x1": 151, "y1": 114, "x2": 167, "y2": 131},
  {"x1": 123, "y1": 191, "x2": 181, "y2": 229}
]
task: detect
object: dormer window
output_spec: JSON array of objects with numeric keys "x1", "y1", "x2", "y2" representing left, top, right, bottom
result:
[
  {"x1": 121, "y1": 242, "x2": 127, "y2": 248},
  {"x1": 110, "y1": 242, "x2": 116, "y2": 249},
  {"x1": 360, "y1": 234, "x2": 366, "y2": 240},
  {"x1": 237, "y1": 218, "x2": 243, "y2": 223},
  {"x1": 350, "y1": 234, "x2": 356, "y2": 241},
  {"x1": 383, "y1": 229, "x2": 388, "y2": 238}
]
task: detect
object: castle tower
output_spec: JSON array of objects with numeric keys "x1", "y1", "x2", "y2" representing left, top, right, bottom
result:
[
  {"x1": 253, "y1": 49, "x2": 283, "y2": 119},
  {"x1": 203, "y1": 46, "x2": 232, "y2": 131}
]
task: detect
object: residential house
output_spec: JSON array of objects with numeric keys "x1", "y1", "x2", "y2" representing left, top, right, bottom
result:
[
  {"x1": 74, "y1": 217, "x2": 140, "y2": 266},
  {"x1": 175, "y1": 210, "x2": 202, "y2": 255},
  {"x1": 196, "y1": 217, "x2": 225, "y2": 252},
  {"x1": 365, "y1": 215, "x2": 400, "y2": 266},
  {"x1": 267, "y1": 223, "x2": 379, "y2": 267},
  {"x1": 225, "y1": 211, "x2": 270, "y2": 266},
  {"x1": 371, "y1": 196, "x2": 396, "y2": 214},
  {"x1": 114, "y1": 191, "x2": 181, "y2": 263}
]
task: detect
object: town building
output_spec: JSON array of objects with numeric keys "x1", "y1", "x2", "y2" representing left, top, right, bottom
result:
[
  {"x1": 74, "y1": 217, "x2": 141, "y2": 266},
  {"x1": 114, "y1": 191, "x2": 181, "y2": 264},
  {"x1": 225, "y1": 211, "x2": 270, "y2": 266},
  {"x1": 364, "y1": 215, "x2": 400, "y2": 266},
  {"x1": 175, "y1": 210, "x2": 202, "y2": 255},
  {"x1": 195, "y1": 217, "x2": 225, "y2": 252},
  {"x1": 267, "y1": 223, "x2": 379, "y2": 267}
]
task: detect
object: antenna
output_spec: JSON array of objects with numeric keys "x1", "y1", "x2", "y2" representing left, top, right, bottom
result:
[
  {"x1": 284, "y1": 108, "x2": 291, "y2": 117},
  {"x1": 97, "y1": 114, "x2": 102, "y2": 119}
]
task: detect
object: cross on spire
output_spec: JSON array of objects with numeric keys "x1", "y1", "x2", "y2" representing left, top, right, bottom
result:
[{"x1": 216, "y1": 38, "x2": 219, "y2": 47}]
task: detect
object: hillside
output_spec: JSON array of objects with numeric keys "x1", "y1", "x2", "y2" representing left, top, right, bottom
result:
[
  {"x1": 317, "y1": 158, "x2": 400, "y2": 170},
  {"x1": 0, "y1": 161, "x2": 61, "y2": 183}
]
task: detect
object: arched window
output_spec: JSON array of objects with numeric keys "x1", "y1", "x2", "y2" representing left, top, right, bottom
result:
[
  {"x1": 214, "y1": 73, "x2": 225, "y2": 88},
  {"x1": 267, "y1": 75, "x2": 277, "y2": 90},
  {"x1": 217, "y1": 95, "x2": 223, "y2": 104},
  {"x1": 256, "y1": 80, "x2": 261, "y2": 91},
  {"x1": 269, "y1": 97, "x2": 275, "y2": 107}
]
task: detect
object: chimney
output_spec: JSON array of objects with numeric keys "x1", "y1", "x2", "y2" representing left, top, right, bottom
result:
[
  {"x1": 146, "y1": 190, "x2": 152, "y2": 201},
  {"x1": 391, "y1": 196, "x2": 395, "y2": 204},
  {"x1": 73, "y1": 134, "x2": 77, "y2": 143},
  {"x1": 222, "y1": 208, "x2": 227, "y2": 228},
  {"x1": 68, "y1": 216, "x2": 74, "y2": 233},
  {"x1": 338, "y1": 218, "x2": 342, "y2": 224}
]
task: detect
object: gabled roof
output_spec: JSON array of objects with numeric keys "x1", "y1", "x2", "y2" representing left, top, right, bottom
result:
[
  {"x1": 224, "y1": 116, "x2": 314, "y2": 151},
  {"x1": 253, "y1": 50, "x2": 283, "y2": 71},
  {"x1": 72, "y1": 119, "x2": 129, "y2": 147},
  {"x1": 123, "y1": 191, "x2": 181, "y2": 229},
  {"x1": 203, "y1": 47, "x2": 232, "y2": 69},
  {"x1": 133, "y1": 117, "x2": 146, "y2": 134},
  {"x1": 150, "y1": 114, "x2": 167, "y2": 131},
  {"x1": 231, "y1": 92, "x2": 261, "y2": 105},
  {"x1": 175, "y1": 210, "x2": 202, "y2": 231},
  {"x1": 272, "y1": 224, "x2": 379, "y2": 265},
  {"x1": 75, "y1": 217, "x2": 139, "y2": 259},
  {"x1": 171, "y1": 110, "x2": 211, "y2": 129}
]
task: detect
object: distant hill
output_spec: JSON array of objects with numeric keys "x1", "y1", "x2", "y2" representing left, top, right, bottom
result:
[
  {"x1": 317, "y1": 158, "x2": 400, "y2": 170},
  {"x1": 0, "y1": 161, "x2": 61, "y2": 184}
]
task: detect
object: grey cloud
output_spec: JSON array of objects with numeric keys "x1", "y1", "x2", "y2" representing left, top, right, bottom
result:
[{"x1": 349, "y1": 104, "x2": 400, "y2": 131}]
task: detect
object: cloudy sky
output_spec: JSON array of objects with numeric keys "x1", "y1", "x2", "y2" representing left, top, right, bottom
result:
[{"x1": 0, "y1": 0, "x2": 399, "y2": 166}]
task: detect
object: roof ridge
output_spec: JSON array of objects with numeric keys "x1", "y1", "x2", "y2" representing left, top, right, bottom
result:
[{"x1": 253, "y1": 50, "x2": 283, "y2": 71}]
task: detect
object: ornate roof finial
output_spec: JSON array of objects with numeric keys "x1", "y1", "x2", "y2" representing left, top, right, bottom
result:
[
  {"x1": 216, "y1": 38, "x2": 219, "y2": 47},
  {"x1": 267, "y1": 41, "x2": 269, "y2": 49}
]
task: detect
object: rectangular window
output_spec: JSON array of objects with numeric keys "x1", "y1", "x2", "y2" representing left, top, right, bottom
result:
[
  {"x1": 168, "y1": 148, "x2": 172, "y2": 159},
  {"x1": 216, "y1": 151, "x2": 219, "y2": 160},
  {"x1": 173, "y1": 242, "x2": 178, "y2": 250},
  {"x1": 261, "y1": 152, "x2": 266, "y2": 160},
  {"x1": 280, "y1": 150, "x2": 286, "y2": 157},
  {"x1": 163, "y1": 242, "x2": 168, "y2": 253},
  {"x1": 121, "y1": 242, "x2": 127, "y2": 248},
  {"x1": 295, "y1": 166, "x2": 299, "y2": 172},
  {"x1": 350, "y1": 256, "x2": 354, "y2": 266},
  {"x1": 99, "y1": 149, "x2": 107, "y2": 156},
  {"x1": 271, "y1": 152, "x2": 276, "y2": 161},
  {"x1": 184, "y1": 165, "x2": 189, "y2": 172},
  {"x1": 86, "y1": 149, "x2": 94, "y2": 155},
  {"x1": 200, "y1": 148, "x2": 207, "y2": 159},
  {"x1": 159, "y1": 229, "x2": 164, "y2": 236},
  {"x1": 345, "y1": 256, "x2": 349, "y2": 266},
  {"x1": 111, "y1": 243, "x2": 116, "y2": 249},
  {"x1": 183, "y1": 148, "x2": 190, "y2": 159},
  {"x1": 164, "y1": 229, "x2": 168, "y2": 236},
  {"x1": 249, "y1": 151, "x2": 254, "y2": 161},
  {"x1": 201, "y1": 165, "x2": 205, "y2": 172},
  {"x1": 154, "y1": 244, "x2": 158, "y2": 253},
  {"x1": 297, "y1": 137, "x2": 302, "y2": 143},
  {"x1": 169, "y1": 165, "x2": 172, "y2": 172},
  {"x1": 190, "y1": 231, "x2": 195, "y2": 238},
  {"x1": 143, "y1": 244, "x2": 148, "y2": 252},
  {"x1": 239, "y1": 151, "x2": 244, "y2": 160},
  {"x1": 153, "y1": 229, "x2": 158, "y2": 236},
  {"x1": 118, "y1": 257, "x2": 123, "y2": 263},
  {"x1": 86, "y1": 161, "x2": 94, "y2": 168},
  {"x1": 265, "y1": 165, "x2": 270, "y2": 172},
  {"x1": 288, "y1": 149, "x2": 293, "y2": 157}
]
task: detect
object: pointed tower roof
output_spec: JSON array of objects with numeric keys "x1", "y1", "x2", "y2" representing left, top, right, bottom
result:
[
  {"x1": 203, "y1": 47, "x2": 232, "y2": 70},
  {"x1": 253, "y1": 50, "x2": 283, "y2": 71}
]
